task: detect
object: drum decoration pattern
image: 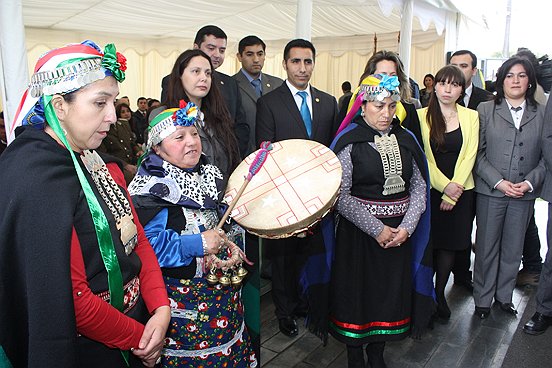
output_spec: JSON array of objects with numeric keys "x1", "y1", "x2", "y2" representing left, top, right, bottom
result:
[{"x1": 225, "y1": 139, "x2": 342, "y2": 238}]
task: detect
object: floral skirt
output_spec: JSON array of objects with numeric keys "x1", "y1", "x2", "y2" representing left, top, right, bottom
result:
[{"x1": 161, "y1": 276, "x2": 257, "y2": 367}]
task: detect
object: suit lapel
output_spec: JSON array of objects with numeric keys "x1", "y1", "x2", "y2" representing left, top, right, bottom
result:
[
  {"x1": 520, "y1": 104, "x2": 538, "y2": 128},
  {"x1": 496, "y1": 102, "x2": 515, "y2": 127},
  {"x1": 263, "y1": 76, "x2": 277, "y2": 94},
  {"x1": 280, "y1": 85, "x2": 309, "y2": 137},
  {"x1": 310, "y1": 86, "x2": 321, "y2": 138},
  {"x1": 467, "y1": 88, "x2": 479, "y2": 110},
  {"x1": 235, "y1": 72, "x2": 258, "y2": 102}
]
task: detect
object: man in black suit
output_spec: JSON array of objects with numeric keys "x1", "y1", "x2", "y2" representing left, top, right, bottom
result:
[
  {"x1": 450, "y1": 50, "x2": 494, "y2": 110},
  {"x1": 161, "y1": 25, "x2": 249, "y2": 157},
  {"x1": 256, "y1": 39, "x2": 338, "y2": 337},
  {"x1": 131, "y1": 96, "x2": 148, "y2": 144},
  {"x1": 450, "y1": 49, "x2": 543, "y2": 290}
]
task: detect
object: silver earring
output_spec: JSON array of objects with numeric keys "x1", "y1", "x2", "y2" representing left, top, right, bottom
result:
[
  {"x1": 529, "y1": 83, "x2": 532, "y2": 88},
  {"x1": 361, "y1": 110, "x2": 365, "y2": 117}
]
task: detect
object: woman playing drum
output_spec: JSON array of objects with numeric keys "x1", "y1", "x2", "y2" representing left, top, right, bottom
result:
[{"x1": 129, "y1": 104, "x2": 257, "y2": 367}]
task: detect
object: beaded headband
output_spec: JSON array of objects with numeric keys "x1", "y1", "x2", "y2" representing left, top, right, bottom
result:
[
  {"x1": 360, "y1": 74, "x2": 401, "y2": 102},
  {"x1": 335, "y1": 74, "x2": 403, "y2": 136},
  {"x1": 147, "y1": 100, "x2": 203, "y2": 148},
  {"x1": 28, "y1": 43, "x2": 127, "y2": 98},
  {"x1": 10, "y1": 41, "x2": 127, "y2": 136}
]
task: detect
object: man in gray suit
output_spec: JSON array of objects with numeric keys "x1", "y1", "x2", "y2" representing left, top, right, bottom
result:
[
  {"x1": 524, "y1": 97, "x2": 552, "y2": 334},
  {"x1": 233, "y1": 35, "x2": 283, "y2": 155}
]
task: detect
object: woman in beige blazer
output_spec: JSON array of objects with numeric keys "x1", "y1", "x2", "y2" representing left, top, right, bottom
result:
[{"x1": 418, "y1": 65, "x2": 479, "y2": 321}]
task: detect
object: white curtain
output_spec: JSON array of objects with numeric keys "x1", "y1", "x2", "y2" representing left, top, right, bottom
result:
[{"x1": 11, "y1": 27, "x2": 445, "y2": 113}]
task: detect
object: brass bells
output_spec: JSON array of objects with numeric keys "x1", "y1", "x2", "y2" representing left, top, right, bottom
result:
[
  {"x1": 206, "y1": 264, "x2": 247, "y2": 287},
  {"x1": 206, "y1": 271, "x2": 219, "y2": 285},
  {"x1": 236, "y1": 266, "x2": 248, "y2": 278}
]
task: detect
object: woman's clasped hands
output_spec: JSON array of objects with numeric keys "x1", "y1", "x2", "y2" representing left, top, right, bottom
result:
[{"x1": 376, "y1": 226, "x2": 409, "y2": 249}]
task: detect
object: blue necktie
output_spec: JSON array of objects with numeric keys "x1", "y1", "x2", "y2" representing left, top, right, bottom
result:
[
  {"x1": 297, "y1": 91, "x2": 312, "y2": 137},
  {"x1": 251, "y1": 79, "x2": 262, "y2": 97}
]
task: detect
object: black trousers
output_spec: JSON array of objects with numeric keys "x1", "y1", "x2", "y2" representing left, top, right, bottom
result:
[
  {"x1": 521, "y1": 212, "x2": 543, "y2": 273},
  {"x1": 266, "y1": 230, "x2": 323, "y2": 319}
]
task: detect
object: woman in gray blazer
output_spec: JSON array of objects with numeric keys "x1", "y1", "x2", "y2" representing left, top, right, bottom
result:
[{"x1": 473, "y1": 57, "x2": 546, "y2": 319}]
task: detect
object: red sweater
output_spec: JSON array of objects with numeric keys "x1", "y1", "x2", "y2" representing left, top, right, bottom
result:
[{"x1": 70, "y1": 162, "x2": 168, "y2": 349}]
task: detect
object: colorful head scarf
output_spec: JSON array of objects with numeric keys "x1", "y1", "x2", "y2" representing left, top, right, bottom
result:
[
  {"x1": 137, "y1": 100, "x2": 202, "y2": 167},
  {"x1": 147, "y1": 100, "x2": 201, "y2": 146},
  {"x1": 359, "y1": 74, "x2": 400, "y2": 102},
  {"x1": 11, "y1": 40, "x2": 127, "y2": 133},
  {"x1": 336, "y1": 74, "x2": 403, "y2": 136}
]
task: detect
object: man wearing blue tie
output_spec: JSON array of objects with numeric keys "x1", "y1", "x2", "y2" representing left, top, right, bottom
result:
[{"x1": 256, "y1": 39, "x2": 338, "y2": 337}]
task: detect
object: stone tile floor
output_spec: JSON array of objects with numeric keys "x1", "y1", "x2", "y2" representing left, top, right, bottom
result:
[
  {"x1": 261, "y1": 283, "x2": 533, "y2": 368},
  {"x1": 259, "y1": 201, "x2": 548, "y2": 367}
]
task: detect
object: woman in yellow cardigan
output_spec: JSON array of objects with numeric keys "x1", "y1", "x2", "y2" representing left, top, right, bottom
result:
[{"x1": 418, "y1": 65, "x2": 479, "y2": 321}]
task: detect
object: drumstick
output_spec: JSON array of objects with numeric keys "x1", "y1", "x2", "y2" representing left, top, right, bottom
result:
[{"x1": 216, "y1": 141, "x2": 273, "y2": 229}]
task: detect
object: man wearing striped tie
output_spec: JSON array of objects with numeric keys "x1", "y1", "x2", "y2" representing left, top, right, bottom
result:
[{"x1": 256, "y1": 38, "x2": 338, "y2": 338}]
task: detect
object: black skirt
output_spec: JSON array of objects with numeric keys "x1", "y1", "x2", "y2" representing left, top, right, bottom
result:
[
  {"x1": 430, "y1": 127, "x2": 474, "y2": 251},
  {"x1": 329, "y1": 215, "x2": 412, "y2": 346}
]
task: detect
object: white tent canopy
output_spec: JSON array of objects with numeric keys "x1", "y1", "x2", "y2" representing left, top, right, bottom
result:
[
  {"x1": 21, "y1": 0, "x2": 459, "y2": 41},
  {"x1": 1, "y1": 0, "x2": 479, "y2": 140}
]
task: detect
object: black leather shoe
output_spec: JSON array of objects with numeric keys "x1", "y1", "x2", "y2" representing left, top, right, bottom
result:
[
  {"x1": 495, "y1": 301, "x2": 518, "y2": 315},
  {"x1": 279, "y1": 316, "x2": 298, "y2": 337},
  {"x1": 436, "y1": 299, "x2": 451, "y2": 320},
  {"x1": 474, "y1": 306, "x2": 491, "y2": 319},
  {"x1": 454, "y1": 279, "x2": 474, "y2": 292},
  {"x1": 523, "y1": 312, "x2": 552, "y2": 335}
]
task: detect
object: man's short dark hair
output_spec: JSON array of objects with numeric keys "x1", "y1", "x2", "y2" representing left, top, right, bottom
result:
[
  {"x1": 238, "y1": 35, "x2": 266, "y2": 55},
  {"x1": 194, "y1": 25, "x2": 227, "y2": 47},
  {"x1": 515, "y1": 48, "x2": 541, "y2": 78},
  {"x1": 147, "y1": 99, "x2": 160, "y2": 108},
  {"x1": 451, "y1": 50, "x2": 477, "y2": 69},
  {"x1": 283, "y1": 39, "x2": 316, "y2": 62},
  {"x1": 137, "y1": 97, "x2": 147, "y2": 103},
  {"x1": 341, "y1": 81, "x2": 352, "y2": 92}
]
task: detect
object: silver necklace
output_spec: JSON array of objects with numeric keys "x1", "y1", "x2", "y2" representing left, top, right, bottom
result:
[
  {"x1": 81, "y1": 150, "x2": 138, "y2": 255},
  {"x1": 374, "y1": 133, "x2": 405, "y2": 195}
]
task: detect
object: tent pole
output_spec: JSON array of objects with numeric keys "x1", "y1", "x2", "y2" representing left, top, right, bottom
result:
[
  {"x1": 295, "y1": 0, "x2": 313, "y2": 40},
  {"x1": 444, "y1": 11, "x2": 460, "y2": 63},
  {"x1": 398, "y1": 0, "x2": 414, "y2": 77},
  {"x1": 0, "y1": 0, "x2": 28, "y2": 143}
]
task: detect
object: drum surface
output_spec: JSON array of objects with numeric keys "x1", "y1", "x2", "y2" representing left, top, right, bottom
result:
[{"x1": 224, "y1": 139, "x2": 342, "y2": 238}]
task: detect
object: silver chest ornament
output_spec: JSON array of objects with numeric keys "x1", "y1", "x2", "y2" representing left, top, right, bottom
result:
[
  {"x1": 374, "y1": 133, "x2": 406, "y2": 195},
  {"x1": 81, "y1": 150, "x2": 138, "y2": 255}
]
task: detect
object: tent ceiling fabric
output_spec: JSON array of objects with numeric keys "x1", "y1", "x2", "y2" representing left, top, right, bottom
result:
[{"x1": 21, "y1": 0, "x2": 460, "y2": 42}]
